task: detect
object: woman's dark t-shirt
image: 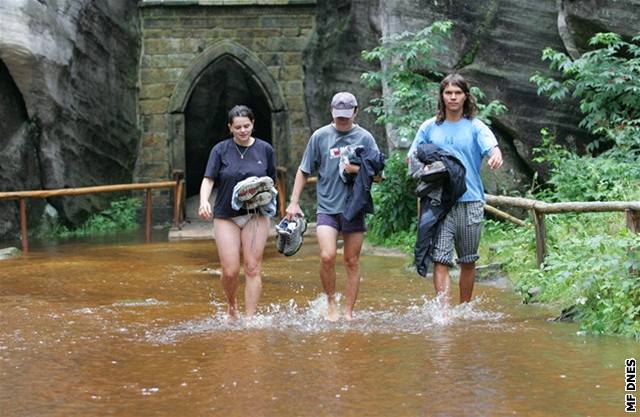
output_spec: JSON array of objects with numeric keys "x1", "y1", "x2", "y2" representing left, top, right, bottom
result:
[{"x1": 204, "y1": 138, "x2": 277, "y2": 218}]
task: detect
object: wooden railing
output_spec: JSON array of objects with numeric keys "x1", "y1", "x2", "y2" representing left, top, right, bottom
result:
[
  {"x1": 485, "y1": 194, "x2": 640, "y2": 267},
  {"x1": 0, "y1": 172, "x2": 185, "y2": 253}
]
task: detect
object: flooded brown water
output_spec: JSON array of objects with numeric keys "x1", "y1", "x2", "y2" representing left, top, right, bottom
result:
[{"x1": 0, "y1": 237, "x2": 637, "y2": 417}]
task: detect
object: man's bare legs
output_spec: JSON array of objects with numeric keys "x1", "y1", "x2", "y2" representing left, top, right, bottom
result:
[
  {"x1": 316, "y1": 225, "x2": 340, "y2": 321},
  {"x1": 458, "y1": 262, "x2": 476, "y2": 303},
  {"x1": 342, "y1": 231, "x2": 364, "y2": 320},
  {"x1": 433, "y1": 262, "x2": 451, "y2": 308},
  {"x1": 434, "y1": 261, "x2": 477, "y2": 305}
]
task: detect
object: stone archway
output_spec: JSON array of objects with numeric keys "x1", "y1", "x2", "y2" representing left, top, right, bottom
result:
[{"x1": 168, "y1": 40, "x2": 290, "y2": 198}]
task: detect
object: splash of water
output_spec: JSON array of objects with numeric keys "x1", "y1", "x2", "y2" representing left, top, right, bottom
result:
[{"x1": 146, "y1": 294, "x2": 505, "y2": 344}]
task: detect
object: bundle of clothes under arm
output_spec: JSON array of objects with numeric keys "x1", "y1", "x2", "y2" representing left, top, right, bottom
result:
[
  {"x1": 339, "y1": 144, "x2": 386, "y2": 222},
  {"x1": 409, "y1": 144, "x2": 467, "y2": 277}
]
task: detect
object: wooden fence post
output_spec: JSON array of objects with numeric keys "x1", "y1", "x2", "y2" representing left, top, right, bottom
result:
[
  {"x1": 19, "y1": 198, "x2": 28, "y2": 253},
  {"x1": 627, "y1": 209, "x2": 640, "y2": 276},
  {"x1": 145, "y1": 189, "x2": 152, "y2": 243},
  {"x1": 532, "y1": 208, "x2": 546, "y2": 267},
  {"x1": 172, "y1": 170, "x2": 184, "y2": 229},
  {"x1": 626, "y1": 209, "x2": 640, "y2": 234}
]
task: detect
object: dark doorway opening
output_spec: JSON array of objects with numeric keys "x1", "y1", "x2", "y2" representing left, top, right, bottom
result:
[{"x1": 184, "y1": 56, "x2": 272, "y2": 198}]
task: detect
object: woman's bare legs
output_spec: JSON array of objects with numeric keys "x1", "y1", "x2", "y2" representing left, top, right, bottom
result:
[
  {"x1": 240, "y1": 215, "x2": 270, "y2": 318},
  {"x1": 213, "y1": 219, "x2": 242, "y2": 318}
]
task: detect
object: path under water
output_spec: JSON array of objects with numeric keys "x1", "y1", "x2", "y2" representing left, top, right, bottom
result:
[{"x1": 0, "y1": 237, "x2": 636, "y2": 417}]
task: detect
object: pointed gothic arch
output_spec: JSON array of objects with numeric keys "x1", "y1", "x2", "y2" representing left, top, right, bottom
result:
[{"x1": 168, "y1": 40, "x2": 290, "y2": 194}]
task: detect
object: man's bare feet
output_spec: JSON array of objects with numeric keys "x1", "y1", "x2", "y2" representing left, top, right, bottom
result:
[
  {"x1": 326, "y1": 298, "x2": 340, "y2": 322},
  {"x1": 344, "y1": 310, "x2": 354, "y2": 321}
]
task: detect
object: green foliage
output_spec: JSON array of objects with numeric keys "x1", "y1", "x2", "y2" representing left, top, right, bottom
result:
[
  {"x1": 361, "y1": 21, "x2": 507, "y2": 143},
  {"x1": 522, "y1": 32, "x2": 640, "y2": 338},
  {"x1": 44, "y1": 197, "x2": 142, "y2": 238},
  {"x1": 530, "y1": 32, "x2": 640, "y2": 153},
  {"x1": 367, "y1": 151, "x2": 417, "y2": 249},
  {"x1": 361, "y1": 21, "x2": 452, "y2": 142},
  {"x1": 533, "y1": 129, "x2": 640, "y2": 202},
  {"x1": 485, "y1": 214, "x2": 640, "y2": 339},
  {"x1": 485, "y1": 127, "x2": 640, "y2": 338}
]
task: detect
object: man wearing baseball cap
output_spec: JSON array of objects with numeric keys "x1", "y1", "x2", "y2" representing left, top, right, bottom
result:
[{"x1": 286, "y1": 91, "x2": 379, "y2": 321}]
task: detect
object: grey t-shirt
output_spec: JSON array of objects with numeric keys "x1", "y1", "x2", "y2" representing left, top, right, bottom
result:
[{"x1": 299, "y1": 123, "x2": 379, "y2": 214}]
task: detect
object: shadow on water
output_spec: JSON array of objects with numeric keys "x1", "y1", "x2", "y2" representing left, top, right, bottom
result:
[{"x1": 0, "y1": 236, "x2": 637, "y2": 417}]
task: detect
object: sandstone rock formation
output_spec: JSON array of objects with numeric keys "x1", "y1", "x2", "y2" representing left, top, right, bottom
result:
[
  {"x1": 304, "y1": 0, "x2": 640, "y2": 196},
  {"x1": 0, "y1": 0, "x2": 140, "y2": 240},
  {"x1": 1, "y1": 0, "x2": 639, "y2": 242}
]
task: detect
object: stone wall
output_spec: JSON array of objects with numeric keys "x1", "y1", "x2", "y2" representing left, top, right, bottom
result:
[{"x1": 136, "y1": 2, "x2": 316, "y2": 204}]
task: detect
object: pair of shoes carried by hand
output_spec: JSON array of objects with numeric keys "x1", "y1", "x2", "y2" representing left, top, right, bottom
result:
[{"x1": 275, "y1": 215, "x2": 307, "y2": 256}]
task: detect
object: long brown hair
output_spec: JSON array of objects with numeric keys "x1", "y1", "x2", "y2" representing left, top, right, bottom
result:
[{"x1": 435, "y1": 73, "x2": 478, "y2": 124}]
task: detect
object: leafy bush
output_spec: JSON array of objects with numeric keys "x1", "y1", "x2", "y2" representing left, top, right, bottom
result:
[
  {"x1": 361, "y1": 21, "x2": 452, "y2": 143},
  {"x1": 42, "y1": 197, "x2": 142, "y2": 238},
  {"x1": 534, "y1": 129, "x2": 640, "y2": 202},
  {"x1": 484, "y1": 214, "x2": 640, "y2": 339},
  {"x1": 367, "y1": 151, "x2": 417, "y2": 249},
  {"x1": 530, "y1": 32, "x2": 640, "y2": 153}
]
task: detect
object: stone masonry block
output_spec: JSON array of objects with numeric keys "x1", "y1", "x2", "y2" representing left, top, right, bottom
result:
[
  {"x1": 237, "y1": 28, "x2": 283, "y2": 38},
  {"x1": 283, "y1": 80, "x2": 303, "y2": 95},
  {"x1": 140, "y1": 98, "x2": 170, "y2": 115},
  {"x1": 144, "y1": 38, "x2": 180, "y2": 55},
  {"x1": 286, "y1": 97, "x2": 306, "y2": 112},
  {"x1": 279, "y1": 65, "x2": 302, "y2": 81},
  {"x1": 283, "y1": 52, "x2": 301, "y2": 65},
  {"x1": 141, "y1": 132, "x2": 168, "y2": 148},
  {"x1": 257, "y1": 52, "x2": 283, "y2": 66},
  {"x1": 143, "y1": 54, "x2": 196, "y2": 69},
  {"x1": 219, "y1": 17, "x2": 261, "y2": 29},
  {"x1": 141, "y1": 68, "x2": 183, "y2": 84},
  {"x1": 141, "y1": 163, "x2": 169, "y2": 180},
  {"x1": 140, "y1": 83, "x2": 175, "y2": 100},
  {"x1": 260, "y1": 16, "x2": 303, "y2": 28},
  {"x1": 143, "y1": 18, "x2": 180, "y2": 30},
  {"x1": 266, "y1": 36, "x2": 308, "y2": 52},
  {"x1": 141, "y1": 115, "x2": 169, "y2": 133},
  {"x1": 179, "y1": 38, "x2": 207, "y2": 53}
]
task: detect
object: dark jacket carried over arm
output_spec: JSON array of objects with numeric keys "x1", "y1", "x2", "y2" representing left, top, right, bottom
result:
[
  {"x1": 413, "y1": 144, "x2": 467, "y2": 277},
  {"x1": 343, "y1": 147, "x2": 386, "y2": 222}
]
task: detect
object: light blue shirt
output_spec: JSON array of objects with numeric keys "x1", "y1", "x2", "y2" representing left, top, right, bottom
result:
[{"x1": 409, "y1": 117, "x2": 497, "y2": 202}]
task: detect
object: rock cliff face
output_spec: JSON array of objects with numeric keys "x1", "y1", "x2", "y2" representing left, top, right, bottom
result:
[
  {"x1": 1, "y1": 0, "x2": 638, "y2": 241},
  {"x1": 0, "y1": 0, "x2": 140, "y2": 240},
  {"x1": 303, "y1": 0, "x2": 388, "y2": 150},
  {"x1": 304, "y1": 0, "x2": 640, "y2": 195}
]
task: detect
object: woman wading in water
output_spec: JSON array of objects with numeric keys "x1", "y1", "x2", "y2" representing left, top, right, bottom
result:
[{"x1": 198, "y1": 105, "x2": 277, "y2": 318}]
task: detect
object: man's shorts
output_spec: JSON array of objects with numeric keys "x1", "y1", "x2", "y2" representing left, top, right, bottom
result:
[
  {"x1": 316, "y1": 212, "x2": 366, "y2": 234},
  {"x1": 431, "y1": 201, "x2": 484, "y2": 267}
]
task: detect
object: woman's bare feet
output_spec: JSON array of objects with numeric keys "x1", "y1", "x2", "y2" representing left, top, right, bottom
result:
[
  {"x1": 326, "y1": 298, "x2": 340, "y2": 322},
  {"x1": 227, "y1": 304, "x2": 238, "y2": 319}
]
